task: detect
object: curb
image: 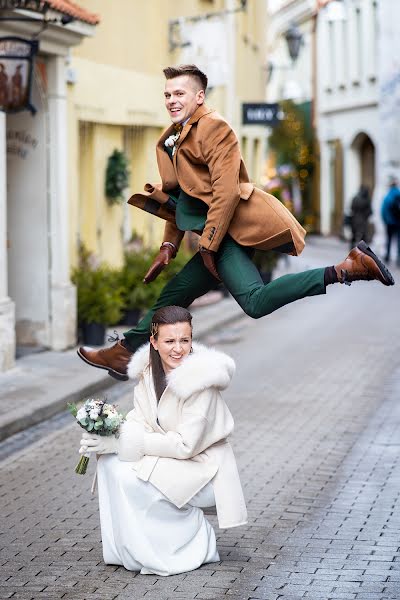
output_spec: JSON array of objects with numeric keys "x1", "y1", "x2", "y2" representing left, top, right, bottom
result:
[{"x1": 0, "y1": 376, "x2": 117, "y2": 443}]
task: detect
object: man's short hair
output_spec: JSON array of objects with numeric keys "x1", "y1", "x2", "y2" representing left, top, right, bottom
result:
[{"x1": 163, "y1": 64, "x2": 208, "y2": 92}]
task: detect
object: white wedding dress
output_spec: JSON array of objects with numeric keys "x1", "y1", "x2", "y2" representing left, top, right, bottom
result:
[{"x1": 96, "y1": 454, "x2": 219, "y2": 576}]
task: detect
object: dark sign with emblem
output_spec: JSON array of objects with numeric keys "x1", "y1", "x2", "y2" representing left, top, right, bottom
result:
[
  {"x1": 0, "y1": 37, "x2": 38, "y2": 114},
  {"x1": 242, "y1": 103, "x2": 283, "y2": 126}
]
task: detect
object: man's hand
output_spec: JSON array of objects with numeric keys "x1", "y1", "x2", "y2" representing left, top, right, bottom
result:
[
  {"x1": 143, "y1": 243, "x2": 176, "y2": 284},
  {"x1": 79, "y1": 432, "x2": 119, "y2": 455},
  {"x1": 199, "y1": 246, "x2": 221, "y2": 281}
]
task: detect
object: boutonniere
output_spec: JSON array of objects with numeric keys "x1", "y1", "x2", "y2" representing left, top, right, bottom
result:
[{"x1": 164, "y1": 132, "x2": 181, "y2": 155}]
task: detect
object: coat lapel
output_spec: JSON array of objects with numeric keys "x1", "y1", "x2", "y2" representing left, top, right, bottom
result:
[
  {"x1": 157, "y1": 104, "x2": 215, "y2": 179},
  {"x1": 156, "y1": 125, "x2": 179, "y2": 190},
  {"x1": 173, "y1": 104, "x2": 214, "y2": 167}
]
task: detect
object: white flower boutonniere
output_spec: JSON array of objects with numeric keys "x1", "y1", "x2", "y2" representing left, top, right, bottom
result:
[{"x1": 164, "y1": 132, "x2": 181, "y2": 156}]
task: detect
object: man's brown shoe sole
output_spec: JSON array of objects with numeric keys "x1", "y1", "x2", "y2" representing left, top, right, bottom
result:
[
  {"x1": 76, "y1": 348, "x2": 129, "y2": 382},
  {"x1": 357, "y1": 241, "x2": 395, "y2": 286}
]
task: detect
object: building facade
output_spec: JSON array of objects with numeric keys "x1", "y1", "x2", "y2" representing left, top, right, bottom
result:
[
  {"x1": 0, "y1": 0, "x2": 268, "y2": 371},
  {"x1": 317, "y1": 0, "x2": 379, "y2": 236},
  {"x1": 0, "y1": 1, "x2": 98, "y2": 371},
  {"x1": 266, "y1": 0, "x2": 319, "y2": 230},
  {"x1": 268, "y1": 0, "x2": 400, "y2": 244}
]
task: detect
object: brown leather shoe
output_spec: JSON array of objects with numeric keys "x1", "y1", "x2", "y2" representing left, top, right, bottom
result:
[
  {"x1": 335, "y1": 240, "x2": 395, "y2": 286},
  {"x1": 77, "y1": 340, "x2": 132, "y2": 381}
]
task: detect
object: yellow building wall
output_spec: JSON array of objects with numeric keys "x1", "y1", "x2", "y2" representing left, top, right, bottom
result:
[
  {"x1": 94, "y1": 125, "x2": 125, "y2": 266},
  {"x1": 126, "y1": 126, "x2": 166, "y2": 248},
  {"x1": 235, "y1": 0, "x2": 268, "y2": 185}
]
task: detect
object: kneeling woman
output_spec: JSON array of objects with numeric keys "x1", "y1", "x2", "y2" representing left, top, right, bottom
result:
[{"x1": 80, "y1": 305, "x2": 247, "y2": 576}]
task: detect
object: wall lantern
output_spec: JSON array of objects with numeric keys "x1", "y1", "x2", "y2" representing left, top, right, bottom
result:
[
  {"x1": 284, "y1": 24, "x2": 303, "y2": 63},
  {"x1": 0, "y1": 37, "x2": 39, "y2": 114}
]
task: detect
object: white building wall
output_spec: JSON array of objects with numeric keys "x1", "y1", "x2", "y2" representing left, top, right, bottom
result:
[
  {"x1": 7, "y1": 77, "x2": 50, "y2": 347},
  {"x1": 0, "y1": 113, "x2": 15, "y2": 371},
  {"x1": 267, "y1": 0, "x2": 315, "y2": 104},
  {"x1": 317, "y1": 0, "x2": 379, "y2": 234},
  {"x1": 377, "y1": 0, "x2": 400, "y2": 205},
  {"x1": 0, "y1": 16, "x2": 94, "y2": 370}
]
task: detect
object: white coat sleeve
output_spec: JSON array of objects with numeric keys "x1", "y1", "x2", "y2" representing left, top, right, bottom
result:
[
  {"x1": 118, "y1": 419, "x2": 145, "y2": 462},
  {"x1": 117, "y1": 392, "x2": 150, "y2": 462},
  {"x1": 142, "y1": 390, "x2": 234, "y2": 460}
]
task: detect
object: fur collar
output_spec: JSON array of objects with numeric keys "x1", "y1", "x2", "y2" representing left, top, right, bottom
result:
[{"x1": 127, "y1": 342, "x2": 235, "y2": 398}]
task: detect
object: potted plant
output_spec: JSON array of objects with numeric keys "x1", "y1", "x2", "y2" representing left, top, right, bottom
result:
[
  {"x1": 119, "y1": 249, "x2": 153, "y2": 325},
  {"x1": 72, "y1": 247, "x2": 125, "y2": 345},
  {"x1": 119, "y1": 247, "x2": 194, "y2": 324}
]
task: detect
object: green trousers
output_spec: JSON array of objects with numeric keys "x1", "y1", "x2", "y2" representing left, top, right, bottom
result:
[{"x1": 124, "y1": 236, "x2": 326, "y2": 352}]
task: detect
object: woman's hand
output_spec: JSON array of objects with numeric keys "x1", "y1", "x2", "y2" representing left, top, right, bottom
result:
[{"x1": 79, "y1": 432, "x2": 119, "y2": 455}]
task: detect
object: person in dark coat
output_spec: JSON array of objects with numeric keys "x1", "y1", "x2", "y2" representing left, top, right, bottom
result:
[
  {"x1": 350, "y1": 184, "x2": 373, "y2": 248},
  {"x1": 381, "y1": 176, "x2": 400, "y2": 266}
]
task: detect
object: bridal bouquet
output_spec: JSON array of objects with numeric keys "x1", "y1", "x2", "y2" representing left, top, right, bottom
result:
[{"x1": 69, "y1": 398, "x2": 124, "y2": 475}]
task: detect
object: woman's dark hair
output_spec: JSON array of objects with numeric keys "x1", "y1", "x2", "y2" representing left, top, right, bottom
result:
[{"x1": 150, "y1": 306, "x2": 193, "y2": 401}]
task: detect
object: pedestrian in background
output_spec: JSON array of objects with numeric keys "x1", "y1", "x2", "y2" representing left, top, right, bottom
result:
[
  {"x1": 79, "y1": 305, "x2": 247, "y2": 576},
  {"x1": 381, "y1": 176, "x2": 400, "y2": 266},
  {"x1": 350, "y1": 184, "x2": 373, "y2": 248}
]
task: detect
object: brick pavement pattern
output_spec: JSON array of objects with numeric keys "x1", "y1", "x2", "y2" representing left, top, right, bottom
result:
[{"x1": 1, "y1": 239, "x2": 400, "y2": 600}]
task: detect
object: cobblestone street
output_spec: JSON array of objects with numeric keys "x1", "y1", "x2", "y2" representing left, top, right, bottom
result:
[{"x1": 1, "y1": 239, "x2": 400, "y2": 600}]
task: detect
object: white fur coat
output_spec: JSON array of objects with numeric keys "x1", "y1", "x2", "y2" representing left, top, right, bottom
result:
[{"x1": 117, "y1": 342, "x2": 247, "y2": 529}]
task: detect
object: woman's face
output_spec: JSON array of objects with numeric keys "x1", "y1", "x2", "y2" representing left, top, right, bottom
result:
[{"x1": 150, "y1": 322, "x2": 192, "y2": 374}]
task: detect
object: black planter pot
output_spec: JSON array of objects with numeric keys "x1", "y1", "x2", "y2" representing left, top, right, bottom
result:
[
  {"x1": 120, "y1": 308, "x2": 141, "y2": 326},
  {"x1": 81, "y1": 322, "x2": 106, "y2": 346}
]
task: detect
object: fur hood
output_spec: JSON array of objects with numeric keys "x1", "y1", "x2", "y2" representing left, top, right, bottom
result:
[{"x1": 127, "y1": 342, "x2": 235, "y2": 399}]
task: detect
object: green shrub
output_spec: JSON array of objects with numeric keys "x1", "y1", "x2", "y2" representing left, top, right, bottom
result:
[
  {"x1": 119, "y1": 247, "x2": 193, "y2": 313},
  {"x1": 72, "y1": 247, "x2": 125, "y2": 326},
  {"x1": 105, "y1": 149, "x2": 130, "y2": 204}
]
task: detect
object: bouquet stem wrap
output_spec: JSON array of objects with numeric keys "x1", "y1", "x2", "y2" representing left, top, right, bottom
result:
[{"x1": 75, "y1": 453, "x2": 90, "y2": 475}]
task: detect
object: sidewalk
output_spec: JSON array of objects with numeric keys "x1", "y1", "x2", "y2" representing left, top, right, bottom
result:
[{"x1": 0, "y1": 294, "x2": 244, "y2": 442}]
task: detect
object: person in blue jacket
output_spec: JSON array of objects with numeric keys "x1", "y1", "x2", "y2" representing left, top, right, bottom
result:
[{"x1": 381, "y1": 176, "x2": 400, "y2": 266}]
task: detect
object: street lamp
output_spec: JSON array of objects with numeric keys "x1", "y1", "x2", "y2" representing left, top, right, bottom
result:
[
  {"x1": 267, "y1": 23, "x2": 303, "y2": 82},
  {"x1": 284, "y1": 24, "x2": 303, "y2": 63}
]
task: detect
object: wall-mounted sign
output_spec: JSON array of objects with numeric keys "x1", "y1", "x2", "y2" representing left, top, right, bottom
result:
[
  {"x1": 0, "y1": 37, "x2": 39, "y2": 114},
  {"x1": 242, "y1": 102, "x2": 284, "y2": 126}
]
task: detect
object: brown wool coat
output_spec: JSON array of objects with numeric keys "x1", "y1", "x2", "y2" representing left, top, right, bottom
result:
[{"x1": 128, "y1": 104, "x2": 306, "y2": 255}]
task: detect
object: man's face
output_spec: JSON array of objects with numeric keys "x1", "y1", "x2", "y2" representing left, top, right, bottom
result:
[{"x1": 164, "y1": 75, "x2": 205, "y2": 124}]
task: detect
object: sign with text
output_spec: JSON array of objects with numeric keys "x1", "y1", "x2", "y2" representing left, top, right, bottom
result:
[
  {"x1": 0, "y1": 37, "x2": 38, "y2": 114},
  {"x1": 242, "y1": 103, "x2": 283, "y2": 126}
]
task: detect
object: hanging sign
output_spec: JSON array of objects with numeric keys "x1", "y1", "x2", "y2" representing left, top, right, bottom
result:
[
  {"x1": 242, "y1": 103, "x2": 283, "y2": 126},
  {"x1": 0, "y1": 36, "x2": 39, "y2": 114}
]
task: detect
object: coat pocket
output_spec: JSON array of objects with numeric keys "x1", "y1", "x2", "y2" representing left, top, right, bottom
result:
[
  {"x1": 143, "y1": 182, "x2": 171, "y2": 204},
  {"x1": 128, "y1": 192, "x2": 176, "y2": 223}
]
